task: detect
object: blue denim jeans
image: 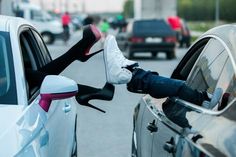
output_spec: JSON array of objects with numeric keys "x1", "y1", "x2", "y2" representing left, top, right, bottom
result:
[{"x1": 127, "y1": 69, "x2": 205, "y2": 105}]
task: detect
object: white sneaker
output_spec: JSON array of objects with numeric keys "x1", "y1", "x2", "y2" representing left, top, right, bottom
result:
[{"x1": 103, "y1": 35, "x2": 137, "y2": 84}]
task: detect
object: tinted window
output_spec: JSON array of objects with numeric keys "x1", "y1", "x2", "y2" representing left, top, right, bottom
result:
[
  {"x1": 187, "y1": 39, "x2": 228, "y2": 93},
  {"x1": 31, "y1": 29, "x2": 52, "y2": 64},
  {"x1": 0, "y1": 32, "x2": 17, "y2": 104},
  {"x1": 20, "y1": 30, "x2": 46, "y2": 100},
  {"x1": 133, "y1": 20, "x2": 174, "y2": 36},
  {"x1": 30, "y1": 9, "x2": 53, "y2": 21},
  {"x1": 30, "y1": 9, "x2": 44, "y2": 21},
  {"x1": 217, "y1": 58, "x2": 236, "y2": 110}
]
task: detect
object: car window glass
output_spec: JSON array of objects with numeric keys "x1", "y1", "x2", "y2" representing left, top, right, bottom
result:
[
  {"x1": 187, "y1": 39, "x2": 227, "y2": 93},
  {"x1": 31, "y1": 29, "x2": 52, "y2": 64},
  {"x1": 0, "y1": 36, "x2": 10, "y2": 96},
  {"x1": 0, "y1": 32, "x2": 17, "y2": 104},
  {"x1": 133, "y1": 20, "x2": 173, "y2": 36},
  {"x1": 30, "y1": 9, "x2": 52, "y2": 21},
  {"x1": 217, "y1": 58, "x2": 236, "y2": 110},
  {"x1": 19, "y1": 30, "x2": 44, "y2": 100},
  {"x1": 162, "y1": 38, "x2": 229, "y2": 127}
]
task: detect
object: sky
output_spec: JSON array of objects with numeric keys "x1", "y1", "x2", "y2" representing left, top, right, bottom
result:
[{"x1": 30, "y1": 0, "x2": 126, "y2": 13}]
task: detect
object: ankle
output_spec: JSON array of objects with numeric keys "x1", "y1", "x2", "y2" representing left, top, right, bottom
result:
[{"x1": 124, "y1": 63, "x2": 139, "y2": 72}]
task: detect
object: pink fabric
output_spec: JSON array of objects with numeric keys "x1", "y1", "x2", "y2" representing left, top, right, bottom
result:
[
  {"x1": 62, "y1": 14, "x2": 71, "y2": 26},
  {"x1": 167, "y1": 16, "x2": 181, "y2": 31}
]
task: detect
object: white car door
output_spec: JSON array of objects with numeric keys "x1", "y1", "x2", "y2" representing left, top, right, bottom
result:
[
  {"x1": 0, "y1": 29, "x2": 48, "y2": 157},
  {"x1": 16, "y1": 27, "x2": 76, "y2": 156}
]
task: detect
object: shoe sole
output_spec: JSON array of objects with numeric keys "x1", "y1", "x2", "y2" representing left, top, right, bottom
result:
[{"x1": 103, "y1": 35, "x2": 112, "y2": 83}]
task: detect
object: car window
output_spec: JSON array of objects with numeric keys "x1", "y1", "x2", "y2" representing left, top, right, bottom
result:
[
  {"x1": 30, "y1": 9, "x2": 44, "y2": 21},
  {"x1": 30, "y1": 9, "x2": 53, "y2": 21},
  {"x1": 133, "y1": 20, "x2": 174, "y2": 36},
  {"x1": 19, "y1": 29, "x2": 46, "y2": 101},
  {"x1": 171, "y1": 38, "x2": 210, "y2": 80},
  {"x1": 187, "y1": 38, "x2": 227, "y2": 93},
  {"x1": 217, "y1": 58, "x2": 236, "y2": 110},
  {"x1": 0, "y1": 31, "x2": 17, "y2": 104},
  {"x1": 162, "y1": 38, "x2": 230, "y2": 127},
  {"x1": 31, "y1": 29, "x2": 52, "y2": 64}
]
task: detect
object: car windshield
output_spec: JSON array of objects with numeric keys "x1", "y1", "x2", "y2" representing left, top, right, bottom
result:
[
  {"x1": 133, "y1": 20, "x2": 175, "y2": 37},
  {"x1": 0, "y1": 31, "x2": 17, "y2": 104}
]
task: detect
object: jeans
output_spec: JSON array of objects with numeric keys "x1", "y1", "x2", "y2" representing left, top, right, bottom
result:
[{"x1": 127, "y1": 69, "x2": 205, "y2": 105}]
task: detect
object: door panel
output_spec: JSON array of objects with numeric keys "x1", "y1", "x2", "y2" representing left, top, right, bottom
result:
[
  {"x1": 140, "y1": 105, "x2": 158, "y2": 157},
  {"x1": 18, "y1": 27, "x2": 76, "y2": 157},
  {"x1": 15, "y1": 99, "x2": 49, "y2": 156},
  {"x1": 45, "y1": 99, "x2": 76, "y2": 157}
]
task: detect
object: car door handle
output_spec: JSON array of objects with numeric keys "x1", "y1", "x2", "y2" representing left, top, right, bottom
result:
[
  {"x1": 163, "y1": 137, "x2": 176, "y2": 153},
  {"x1": 147, "y1": 120, "x2": 158, "y2": 133},
  {"x1": 63, "y1": 103, "x2": 71, "y2": 113}
]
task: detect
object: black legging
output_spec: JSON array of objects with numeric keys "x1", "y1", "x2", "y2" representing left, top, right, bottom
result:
[{"x1": 26, "y1": 25, "x2": 101, "y2": 96}]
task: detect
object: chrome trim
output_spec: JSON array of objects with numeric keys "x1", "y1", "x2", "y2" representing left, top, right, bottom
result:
[
  {"x1": 144, "y1": 99, "x2": 183, "y2": 134},
  {"x1": 174, "y1": 98, "x2": 236, "y2": 116}
]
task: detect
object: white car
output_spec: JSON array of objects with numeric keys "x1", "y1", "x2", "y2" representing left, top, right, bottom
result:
[
  {"x1": 0, "y1": 15, "x2": 78, "y2": 157},
  {"x1": 15, "y1": 2, "x2": 65, "y2": 44}
]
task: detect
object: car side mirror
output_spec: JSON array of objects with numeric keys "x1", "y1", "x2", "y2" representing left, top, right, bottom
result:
[{"x1": 39, "y1": 75, "x2": 78, "y2": 112}]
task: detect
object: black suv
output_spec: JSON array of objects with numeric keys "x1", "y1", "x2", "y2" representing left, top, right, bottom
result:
[{"x1": 116, "y1": 19, "x2": 177, "y2": 59}]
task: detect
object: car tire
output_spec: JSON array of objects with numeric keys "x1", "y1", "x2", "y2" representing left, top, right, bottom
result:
[
  {"x1": 41, "y1": 32, "x2": 55, "y2": 45},
  {"x1": 166, "y1": 50, "x2": 176, "y2": 60}
]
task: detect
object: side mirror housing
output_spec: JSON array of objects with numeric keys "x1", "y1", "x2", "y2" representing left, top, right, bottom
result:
[{"x1": 39, "y1": 75, "x2": 78, "y2": 112}]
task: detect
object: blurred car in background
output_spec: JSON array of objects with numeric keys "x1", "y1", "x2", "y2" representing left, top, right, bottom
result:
[
  {"x1": 116, "y1": 19, "x2": 177, "y2": 59},
  {"x1": 14, "y1": 2, "x2": 64, "y2": 44},
  {"x1": 0, "y1": 15, "x2": 78, "y2": 157},
  {"x1": 71, "y1": 14, "x2": 85, "y2": 30},
  {"x1": 131, "y1": 24, "x2": 236, "y2": 157}
]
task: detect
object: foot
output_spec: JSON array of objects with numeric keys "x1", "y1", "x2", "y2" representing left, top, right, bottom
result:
[
  {"x1": 69, "y1": 24, "x2": 102, "y2": 62},
  {"x1": 82, "y1": 24, "x2": 102, "y2": 55},
  {"x1": 103, "y1": 35, "x2": 137, "y2": 84}
]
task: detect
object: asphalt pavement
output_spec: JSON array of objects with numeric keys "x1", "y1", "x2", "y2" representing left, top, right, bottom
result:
[{"x1": 47, "y1": 30, "x2": 187, "y2": 157}]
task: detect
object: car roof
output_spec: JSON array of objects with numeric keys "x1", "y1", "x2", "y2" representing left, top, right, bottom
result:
[
  {"x1": 200, "y1": 24, "x2": 236, "y2": 62},
  {"x1": 0, "y1": 15, "x2": 33, "y2": 32}
]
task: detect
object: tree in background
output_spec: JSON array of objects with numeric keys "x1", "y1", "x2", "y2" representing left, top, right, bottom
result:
[
  {"x1": 123, "y1": 0, "x2": 134, "y2": 18},
  {"x1": 178, "y1": 0, "x2": 236, "y2": 22}
]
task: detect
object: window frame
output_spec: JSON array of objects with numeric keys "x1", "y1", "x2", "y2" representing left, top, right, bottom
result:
[
  {"x1": 172, "y1": 35, "x2": 236, "y2": 115},
  {"x1": 18, "y1": 27, "x2": 49, "y2": 103}
]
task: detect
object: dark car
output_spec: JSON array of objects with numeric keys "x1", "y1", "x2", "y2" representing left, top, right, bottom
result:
[
  {"x1": 116, "y1": 19, "x2": 177, "y2": 59},
  {"x1": 132, "y1": 24, "x2": 236, "y2": 157}
]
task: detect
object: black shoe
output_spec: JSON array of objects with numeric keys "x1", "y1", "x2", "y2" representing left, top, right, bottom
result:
[
  {"x1": 76, "y1": 82, "x2": 115, "y2": 113},
  {"x1": 69, "y1": 24, "x2": 102, "y2": 62}
]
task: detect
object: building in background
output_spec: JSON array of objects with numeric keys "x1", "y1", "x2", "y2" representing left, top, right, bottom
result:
[{"x1": 134, "y1": 0, "x2": 177, "y2": 19}]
